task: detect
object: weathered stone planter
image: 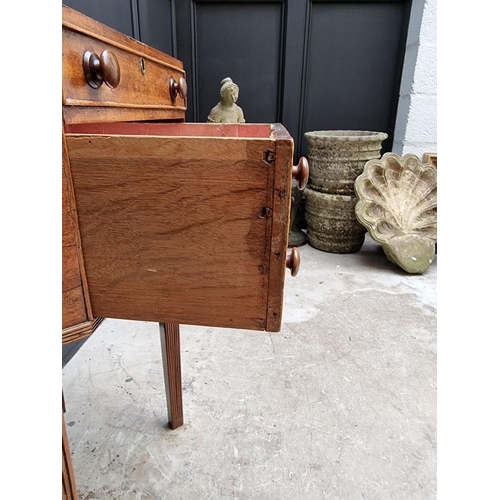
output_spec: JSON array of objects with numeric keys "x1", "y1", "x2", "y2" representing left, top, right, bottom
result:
[
  {"x1": 304, "y1": 188, "x2": 366, "y2": 253},
  {"x1": 304, "y1": 130, "x2": 388, "y2": 195},
  {"x1": 303, "y1": 130, "x2": 387, "y2": 253}
]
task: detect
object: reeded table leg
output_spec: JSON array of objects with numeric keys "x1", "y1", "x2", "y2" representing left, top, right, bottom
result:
[{"x1": 159, "y1": 323, "x2": 184, "y2": 429}]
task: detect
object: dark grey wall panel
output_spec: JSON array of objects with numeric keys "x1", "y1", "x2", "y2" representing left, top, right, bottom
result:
[
  {"x1": 64, "y1": 0, "x2": 135, "y2": 36},
  {"x1": 281, "y1": 0, "x2": 311, "y2": 160},
  {"x1": 300, "y1": 1, "x2": 408, "y2": 155},
  {"x1": 63, "y1": 0, "x2": 411, "y2": 159},
  {"x1": 183, "y1": 1, "x2": 284, "y2": 123},
  {"x1": 64, "y1": 0, "x2": 173, "y2": 54},
  {"x1": 137, "y1": 0, "x2": 174, "y2": 56}
]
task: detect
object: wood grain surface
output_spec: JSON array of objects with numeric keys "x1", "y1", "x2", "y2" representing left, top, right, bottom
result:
[
  {"x1": 62, "y1": 317, "x2": 105, "y2": 345},
  {"x1": 266, "y1": 124, "x2": 294, "y2": 331},
  {"x1": 160, "y1": 323, "x2": 184, "y2": 429},
  {"x1": 63, "y1": 107, "x2": 185, "y2": 126},
  {"x1": 66, "y1": 126, "x2": 292, "y2": 330},
  {"x1": 65, "y1": 122, "x2": 272, "y2": 138},
  {"x1": 62, "y1": 409, "x2": 78, "y2": 499},
  {"x1": 63, "y1": 129, "x2": 90, "y2": 330}
]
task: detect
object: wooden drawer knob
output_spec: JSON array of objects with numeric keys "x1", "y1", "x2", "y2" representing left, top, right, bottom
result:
[
  {"x1": 292, "y1": 157, "x2": 309, "y2": 190},
  {"x1": 286, "y1": 247, "x2": 301, "y2": 277},
  {"x1": 169, "y1": 76, "x2": 187, "y2": 100},
  {"x1": 83, "y1": 50, "x2": 121, "y2": 89}
]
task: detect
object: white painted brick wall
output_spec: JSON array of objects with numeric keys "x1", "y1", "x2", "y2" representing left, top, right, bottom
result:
[{"x1": 393, "y1": 0, "x2": 437, "y2": 160}]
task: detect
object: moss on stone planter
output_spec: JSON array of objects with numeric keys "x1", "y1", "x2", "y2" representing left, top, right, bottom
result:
[{"x1": 304, "y1": 188, "x2": 366, "y2": 253}]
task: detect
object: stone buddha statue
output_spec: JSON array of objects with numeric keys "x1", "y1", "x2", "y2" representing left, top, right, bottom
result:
[{"x1": 207, "y1": 77, "x2": 245, "y2": 124}]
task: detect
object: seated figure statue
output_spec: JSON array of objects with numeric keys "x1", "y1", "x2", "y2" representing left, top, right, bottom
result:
[{"x1": 207, "y1": 77, "x2": 245, "y2": 123}]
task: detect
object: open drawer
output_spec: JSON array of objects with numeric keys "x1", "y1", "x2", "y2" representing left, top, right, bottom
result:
[{"x1": 64, "y1": 122, "x2": 307, "y2": 332}]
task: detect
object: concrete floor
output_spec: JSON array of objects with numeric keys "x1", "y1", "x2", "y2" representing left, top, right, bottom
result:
[{"x1": 62, "y1": 236, "x2": 437, "y2": 500}]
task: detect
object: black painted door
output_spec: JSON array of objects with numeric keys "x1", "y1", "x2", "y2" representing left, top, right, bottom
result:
[{"x1": 63, "y1": 0, "x2": 412, "y2": 159}]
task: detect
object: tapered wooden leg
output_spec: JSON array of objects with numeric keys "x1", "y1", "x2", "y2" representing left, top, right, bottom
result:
[
  {"x1": 62, "y1": 406, "x2": 78, "y2": 499},
  {"x1": 159, "y1": 323, "x2": 184, "y2": 429}
]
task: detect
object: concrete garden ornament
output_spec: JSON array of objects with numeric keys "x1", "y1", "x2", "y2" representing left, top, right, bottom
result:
[
  {"x1": 304, "y1": 130, "x2": 387, "y2": 253},
  {"x1": 354, "y1": 153, "x2": 437, "y2": 274},
  {"x1": 207, "y1": 77, "x2": 245, "y2": 123}
]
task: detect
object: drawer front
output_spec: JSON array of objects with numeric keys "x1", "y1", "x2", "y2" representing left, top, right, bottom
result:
[
  {"x1": 62, "y1": 6, "x2": 186, "y2": 123},
  {"x1": 65, "y1": 124, "x2": 294, "y2": 332}
]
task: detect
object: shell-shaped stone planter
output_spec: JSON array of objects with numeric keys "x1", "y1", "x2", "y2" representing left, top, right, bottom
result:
[
  {"x1": 354, "y1": 152, "x2": 437, "y2": 274},
  {"x1": 305, "y1": 188, "x2": 366, "y2": 253},
  {"x1": 304, "y1": 130, "x2": 388, "y2": 195}
]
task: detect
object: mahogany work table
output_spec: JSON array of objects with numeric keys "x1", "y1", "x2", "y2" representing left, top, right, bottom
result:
[{"x1": 61, "y1": 5, "x2": 308, "y2": 499}]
